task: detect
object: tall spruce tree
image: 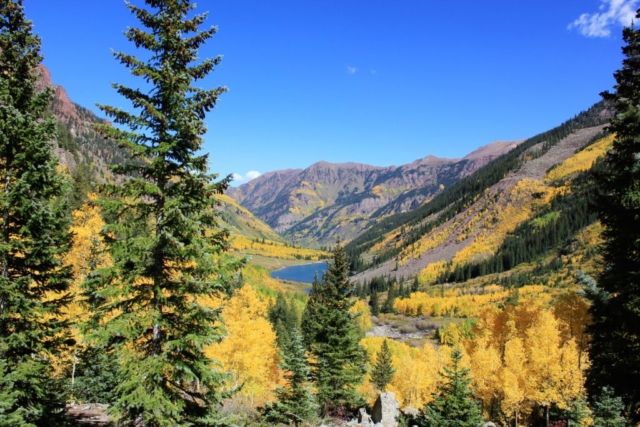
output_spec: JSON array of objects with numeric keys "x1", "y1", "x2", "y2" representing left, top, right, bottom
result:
[
  {"x1": 301, "y1": 240, "x2": 367, "y2": 417},
  {"x1": 0, "y1": 1, "x2": 73, "y2": 425},
  {"x1": 371, "y1": 339, "x2": 395, "y2": 392},
  {"x1": 86, "y1": 1, "x2": 242, "y2": 425},
  {"x1": 418, "y1": 348, "x2": 483, "y2": 427},
  {"x1": 589, "y1": 11, "x2": 640, "y2": 423},
  {"x1": 262, "y1": 328, "x2": 318, "y2": 426}
]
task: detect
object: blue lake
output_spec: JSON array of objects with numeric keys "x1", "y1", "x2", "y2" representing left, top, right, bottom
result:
[{"x1": 270, "y1": 262, "x2": 328, "y2": 284}]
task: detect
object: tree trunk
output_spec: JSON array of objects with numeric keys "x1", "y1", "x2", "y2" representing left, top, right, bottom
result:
[
  {"x1": 72, "y1": 350, "x2": 78, "y2": 387},
  {"x1": 545, "y1": 405, "x2": 549, "y2": 427}
]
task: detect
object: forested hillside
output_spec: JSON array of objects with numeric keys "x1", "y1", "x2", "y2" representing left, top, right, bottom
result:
[{"x1": 346, "y1": 102, "x2": 611, "y2": 285}]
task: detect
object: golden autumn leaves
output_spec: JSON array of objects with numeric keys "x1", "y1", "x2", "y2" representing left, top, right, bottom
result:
[{"x1": 55, "y1": 197, "x2": 590, "y2": 425}]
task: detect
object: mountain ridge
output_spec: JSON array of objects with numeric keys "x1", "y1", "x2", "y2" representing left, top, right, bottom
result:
[{"x1": 228, "y1": 140, "x2": 523, "y2": 246}]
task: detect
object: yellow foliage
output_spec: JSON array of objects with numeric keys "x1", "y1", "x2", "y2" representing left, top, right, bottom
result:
[
  {"x1": 453, "y1": 179, "x2": 558, "y2": 266},
  {"x1": 240, "y1": 262, "x2": 288, "y2": 293},
  {"x1": 502, "y1": 337, "x2": 527, "y2": 419},
  {"x1": 466, "y1": 303, "x2": 586, "y2": 421},
  {"x1": 205, "y1": 285, "x2": 280, "y2": 407},
  {"x1": 359, "y1": 337, "x2": 445, "y2": 409},
  {"x1": 553, "y1": 291, "x2": 591, "y2": 368},
  {"x1": 417, "y1": 260, "x2": 449, "y2": 284},
  {"x1": 350, "y1": 299, "x2": 373, "y2": 335},
  {"x1": 545, "y1": 134, "x2": 614, "y2": 183},
  {"x1": 51, "y1": 197, "x2": 112, "y2": 378},
  {"x1": 217, "y1": 194, "x2": 282, "y2": 241},
  {"x1": 407, "y1": 223, "x2": 456, "y2": 262},
  {"x1": 394, "y1": 285, "x2": 548, "y2": 318},
  {"x1": 230, "y1": 234, "x2": 329, "y2": 261}
]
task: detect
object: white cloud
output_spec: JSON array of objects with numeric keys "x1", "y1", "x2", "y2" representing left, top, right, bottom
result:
[
  {"x1": 370, "y1": 69, "x2": 377, "y2": 75},
  {"x1": 232, "y1": 170, "x2": 261, "y2": 184},
  {"x1": 346, "y1": 66, "x2": 358, "y2": 74},
  {"x1": 569, "y1": 0, "x2": 639, "y2": 37}
]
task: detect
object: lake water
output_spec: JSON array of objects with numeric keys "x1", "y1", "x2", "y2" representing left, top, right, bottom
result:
[{"x1": 271, "y1": 262, "x2": 328, "y2": 284}]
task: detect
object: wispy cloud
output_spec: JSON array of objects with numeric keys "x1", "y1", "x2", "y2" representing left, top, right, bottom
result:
[
  {"x1": 232, "y1": 170, "x2": 261, "y2": 185},
  {"x1": 346, "y1": 66, "x2": 358, "y2": 75},
  {"x1": 370, "y1": 69, "x2": 377, "y2": 75},
  {"x1": 569, "y1": 0, "x2": 639, "y2": 37}
]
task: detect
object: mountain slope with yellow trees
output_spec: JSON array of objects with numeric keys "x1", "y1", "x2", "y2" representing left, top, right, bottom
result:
[{"x1": 346, "y1": 101, "x2": 612, "y2": 287}]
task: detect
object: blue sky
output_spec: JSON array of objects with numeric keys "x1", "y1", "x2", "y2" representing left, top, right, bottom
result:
[{"x1": 25, "y1": 0, "x2": 636, "y2": 185}]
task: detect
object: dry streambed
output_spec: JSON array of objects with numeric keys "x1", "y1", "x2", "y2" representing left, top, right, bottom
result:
[{"x1": 366, "y1": 314, "x2": 451, "y2": 346}]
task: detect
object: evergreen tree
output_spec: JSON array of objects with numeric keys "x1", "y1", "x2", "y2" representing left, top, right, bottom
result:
[
  {"x1": 589, "y1": 12, "x2": 640, "y2": 423},
  {"x1": 66, "y1": 346, "x2": 119, "y2": 406},
  {"x1": 268, "y1": 292, "x2": 299, "y2": 351},
  {"x1": 411, "y1": 276, "x2": 420, "y2": 293},
  {"x1": 371, "y1": 339, "x2": 395, "y2": 392},
  {"x1": 262, "y1": 328, "x2": 318, "y2": 426},
  {"x1": 591, "y1": 387, "x2": 627, "y2": 427},
  {"x1": 418, "y1": 348, "x2": 483, "y2": 427},
  {"x1": 567, "y1": 397, "x2": 591, "y2": 427},
  {"x1": 0, "y1": 1, "x2": 73, "y2": 425},
  {"x1": 85, "y1": 1, "x2": 243, "y2": 425},
  {"x1": 301, "y1": 272, "x2": 325, "y2": 349},
  {"x1": 301, "y1": 240, "x2": 367, "y2": 417},
  {"x1": 381, "y1": 286, "x2": 396, "y2": 314},
  {"x1": 370, "y1": 288, "x2": 380, "y2": 316}
]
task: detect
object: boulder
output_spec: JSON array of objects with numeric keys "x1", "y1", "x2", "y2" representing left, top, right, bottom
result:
[
  {"x1": 371, "y1": 392, "x2": 400, "y2": 427},
  {"x1": 401, "y1": 407, "x2": 420, "y2": 418},
  {"x1": 358, "y1": 407, "x2": 373, "y2": 425}
]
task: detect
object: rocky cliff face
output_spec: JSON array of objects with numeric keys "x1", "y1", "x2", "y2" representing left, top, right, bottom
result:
[
  {"x1": 37, "y1": 64, "x2": 126, "y2": 178},
  {"x1": 228, "y1": 141, "x2": 522, "y2": 246}
]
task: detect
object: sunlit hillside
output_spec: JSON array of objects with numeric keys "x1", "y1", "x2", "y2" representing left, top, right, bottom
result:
[{"x1": 347, "y1": 104, "x2": 611, "y2": 288}]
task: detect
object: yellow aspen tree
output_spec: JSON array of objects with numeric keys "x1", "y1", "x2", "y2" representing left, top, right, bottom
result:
[
  {"x1": 350, "y1": 299, "x2": 373, "y2": 336},
  {"x1": 392, "y1": 343, "x2": 443, "y2": 409},
  {"x1": 502, "y1": 337, "x2": 528, "y2": 427},
  {"x1": 205, "y1": 285, "x2": 280, "y2": 408},
  {"x1": 553, "y1": 292, "x2": 591, "y2": 368},
  {"x1": 524, "y1": 309, "x2": 564, "y2": 426},
  {"x1": 51, "y1": 197, "x2": 111, "y2": 381},
  {"x1": 467, "y1": 334, "x2": 502, "y2": 415},
  {"x1": 557, "y1": 339, "x2": 584, "y2": 409}
]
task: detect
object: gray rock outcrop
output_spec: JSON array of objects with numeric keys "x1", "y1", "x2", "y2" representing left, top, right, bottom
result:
[{"x1": 371, "y1": 392, "x2": 400, "y2": 427}]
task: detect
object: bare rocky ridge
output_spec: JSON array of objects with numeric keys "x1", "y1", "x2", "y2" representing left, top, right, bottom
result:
[
  {"x1": 229, "y1": 141, "x2": 522, "y2": 246},
  {"x1": 352, "y1": 125, "x2": 605, "y2": 284}
]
